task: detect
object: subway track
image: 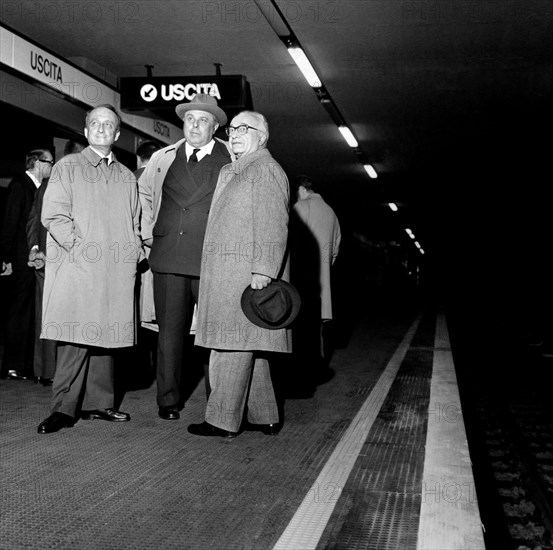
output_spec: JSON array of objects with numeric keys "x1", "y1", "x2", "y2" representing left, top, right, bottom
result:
[{"x1": 452, "y1": 320, "x2": 553, "y2": 550}]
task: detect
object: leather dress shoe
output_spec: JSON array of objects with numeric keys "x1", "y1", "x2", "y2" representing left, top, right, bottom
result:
[
  {"x1": 35, "y1": 377, "x2": 53, "y2": 386},
  {"x1": 80, "y1": 409, "x2": 130, "y2": 422},
  {"x1": 187, "y1": 421, "x2": 237, "y2": 439},
  {"x1": 159, "y1": 406, "x2": 180, "y2": 420},
  {"x1": 243, "y1": 421, "x2": 281, "y2": 436},
  {"x1": 37, "y1": 412, "x2": 75, "y2": 434},
  {"x1": 3, "y1": 370, "x2": 31, "y2": 381}
]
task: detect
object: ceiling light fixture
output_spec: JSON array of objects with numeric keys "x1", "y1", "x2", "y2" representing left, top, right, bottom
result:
[
  {"x1": 254, "y1": 0, "x2": 380, "y2": 179},
  {"x1": 388, "y1": 202, "x2": 398, "y2": 211},
  {"x1": 286, "y1": 46, "x2": 322, "y2": 88},
  {"x1": 338, "y1": 126, "x2": 358, "y2": 148},
  {"x1": 364, "y1": 164, "x2": 378, "y2": 179}
]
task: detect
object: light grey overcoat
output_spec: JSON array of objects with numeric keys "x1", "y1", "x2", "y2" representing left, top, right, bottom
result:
[
  {"x1": 41, "y1": 147, "x2": 142, "y2": 348},
  {"x1": 194, "y1": 148, "x2": 292, "y2": 352},
  {"x1": 293, "y1": 193, "x2": 341, "y2": 319}
]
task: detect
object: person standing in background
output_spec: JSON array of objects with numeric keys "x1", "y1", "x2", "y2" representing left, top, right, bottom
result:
[
  {"x1": 290, "y1": 175, "x2": 341, "y2": 370},
  {"x1": 131, "y1": 140, "x2": 161, "y2": 383},
  {"x1": 1, "y1": 149, "x2": 54, "y2": 381},
  {"x1": 134, "y1": 140, "x2": 162, "y2": 329},
  {"x1": 25, "y1": 141, "x2": 86, "y2": 386},
  {"x1": 63, "y1": 140, "x2": 86, "y2": 157},
  {"x1": 135, "y1": 140, "x2": 161, "y2": 180}
]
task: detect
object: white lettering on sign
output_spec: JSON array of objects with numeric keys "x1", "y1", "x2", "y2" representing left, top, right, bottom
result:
[
  {"x1": 154, "y1": 120, "x2": 170, "y2": 138},
  {"x1": 159, "y1": 83, "x2": 221, "y2": 101},
  {"x1": 30, "y1": 51, "x2": 63, "y2": 83}
]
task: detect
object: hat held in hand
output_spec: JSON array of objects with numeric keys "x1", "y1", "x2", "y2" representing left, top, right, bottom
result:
[{"x1": 241, "y1": 280, "x2": 301, "y2": 330}]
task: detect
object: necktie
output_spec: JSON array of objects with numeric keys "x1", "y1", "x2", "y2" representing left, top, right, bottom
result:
[
  {"x1": 189, "y1": 149, "x2": 200, "y2": 163},
  {"x1": 102, "y1": 158, "x2": 109, "y2": 166}
]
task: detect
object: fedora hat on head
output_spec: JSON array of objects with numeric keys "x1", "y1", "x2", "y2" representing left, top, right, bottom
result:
[
  {"x1": 241, "y1": 280, "x2": 301, "y2": 330},
  {"x1": 175, "y1": 93, "x2": 227, "y2": 126}
]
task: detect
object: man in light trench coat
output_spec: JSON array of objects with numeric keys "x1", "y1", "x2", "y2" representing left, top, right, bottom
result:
[
  {"x1": 37, "y1": 104, "x2": 143, "y2": 434},
  {"x1": 188, "y1": 110, "x2": 292, "y2": 438},
  {"x1": 291, "y1": 175, "x2": 341, "y2": 367}
]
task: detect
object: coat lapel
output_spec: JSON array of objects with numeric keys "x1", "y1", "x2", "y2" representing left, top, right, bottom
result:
[
  {"x1": 211, "y1": 148, "x2": 269, "y2": 209},
  {"x1": 184, "y1": 140, "x2": 231, "y2": 207}
]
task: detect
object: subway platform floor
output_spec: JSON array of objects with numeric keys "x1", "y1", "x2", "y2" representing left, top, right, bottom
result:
[{"x1": 1, "y1": 303, "x2": 550, "y2": 550}]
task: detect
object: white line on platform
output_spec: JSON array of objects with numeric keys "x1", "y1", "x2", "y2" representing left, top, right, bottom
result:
[
  {"x1": 416, "y1": 313, "x2": 485, "y2": 550},
  {"x1": 272, "y1": 315, "x2": 421, "y2": 550}
]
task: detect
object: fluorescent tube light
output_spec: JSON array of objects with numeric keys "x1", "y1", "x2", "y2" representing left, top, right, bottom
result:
[
  {"x1": 405, "y1": 228, "x2": 415, "y2": 239},
  {"x1": 388, "y1": 202, "x2": 398, "y2": 212},
  {"x1": 338, "y1": 126, "x2": 358, "y2": 148},
  {"x1": 287, "y1": 47, "x2": 322, "y2": 88},
  {"x1": 363, "y1": 164, "x2": 378, "y2": 179},
  {"x1": 414, "y1": 241, "x2": 425, "y2": 254}
]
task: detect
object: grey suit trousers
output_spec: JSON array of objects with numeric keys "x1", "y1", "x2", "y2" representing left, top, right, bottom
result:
[
  {"x1": 33, "y1": 270, "x2": 57, "y2": 379},
  {"x1": 51, "y1": 343, "x2": 114, "y2": 418},
  {"x1": 205, "y1": 350, "x2": 279, "y2": 432}
]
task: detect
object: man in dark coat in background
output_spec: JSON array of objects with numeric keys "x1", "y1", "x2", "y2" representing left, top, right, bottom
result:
[
  {"x1": 135, "y1": 140, "x2": 161, "y2": 180},
  {"x1": 1, "y1": 148, "x2": 54, "y2": 380},
  {"x1": 26, "y1": 165, "x2": 57, "y2": 385},
  {"x1": 25, "y1": 141, "x2": 86, "y2": 385}
]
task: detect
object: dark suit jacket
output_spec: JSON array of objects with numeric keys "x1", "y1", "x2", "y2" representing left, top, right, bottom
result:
[
  {"x1": 1, "y1": 174, "x2": 38, "y2": 270},
  {"x1": 149, "y1": 140, "x2": 230, "y2": 276},
  {"x1": 26, "y1": 178, "x2": 49, "y2": 257}
]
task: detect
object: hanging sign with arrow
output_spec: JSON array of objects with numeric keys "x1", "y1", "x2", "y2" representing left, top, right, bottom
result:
[{"x1": 120, "y1": 75, "x2": 252, "y2": 122}]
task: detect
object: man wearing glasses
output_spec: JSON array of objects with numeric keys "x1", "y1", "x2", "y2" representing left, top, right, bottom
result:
[
  {"x1": 138, "y1": 93, "x2": 231, "y2": 421},
  {"x1": 1, "y1": 149, "x2": 54, "y2": 381},
  {"x1": 188, "y1": 111, "x2": 292, "y2": 438}
]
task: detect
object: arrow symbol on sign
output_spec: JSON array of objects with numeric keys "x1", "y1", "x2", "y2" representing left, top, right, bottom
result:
[{"x1": 140, "y1": 84, "x2": 157, "y2": 102}]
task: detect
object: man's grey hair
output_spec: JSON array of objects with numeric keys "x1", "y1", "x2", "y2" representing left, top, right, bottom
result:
[{"x1": 240, "y1": 111, "x2": 269, "y2": 142}]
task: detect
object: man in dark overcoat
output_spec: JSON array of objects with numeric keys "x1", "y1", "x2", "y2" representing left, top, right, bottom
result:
[
  {"x1": 138, "y1": 94, "x2": 231, "y2": 420},
  {"x1": 0, "y1": 148, "x2": 53, "y2": 380},
  {"x1": 26, "y1": 167, "x2": 57, "y2": 385}
]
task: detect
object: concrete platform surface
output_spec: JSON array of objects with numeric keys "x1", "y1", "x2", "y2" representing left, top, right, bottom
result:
[{"x1": 0, "y1": 309, "x2": 484, "y2": 550}]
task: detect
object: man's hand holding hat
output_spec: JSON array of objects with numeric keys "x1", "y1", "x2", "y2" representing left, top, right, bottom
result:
[{"x1": 251, "y1": 273, "x2": 271, "y2": 290}]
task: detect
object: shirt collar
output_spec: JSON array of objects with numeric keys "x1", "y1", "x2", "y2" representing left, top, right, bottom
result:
[
  {"x1": 25, "y1": 171, "x2": 41, "y2": 188},
  {"x1": 89, "y1": 146, "x2": 114, "y2": 165},
  {"x1": 185, "y1": 140, "x2": 215, "y2": 162}
]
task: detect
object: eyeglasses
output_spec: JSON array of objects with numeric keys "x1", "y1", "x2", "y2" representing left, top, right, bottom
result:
[
  {"x1": 225, "y1": 124, "x2": 262, "y2": 136},
  {"x1": 40, "y1": 159, "x2": 54, "y2": 165}
]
